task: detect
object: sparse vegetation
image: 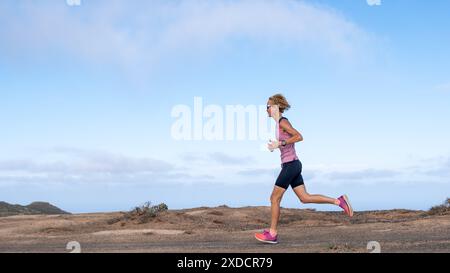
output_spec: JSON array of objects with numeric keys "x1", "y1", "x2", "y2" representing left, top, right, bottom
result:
[
  {"x1": 328, "y1": 242, "x2": 354, "y2": 252},
  {"x1": 428, "y1": 198, "x2": 450, "y2": 216},
  {"x1": 129, "y1": 202, "x2": 169, "y2": 223},
  {"x1": 108, "y1": 202, "x2": 168, "y2": 225}
]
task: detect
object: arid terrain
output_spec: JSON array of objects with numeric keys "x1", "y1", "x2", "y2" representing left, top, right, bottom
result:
[{"x1": 0, "y1": 205, "x2": 449, "y2": 253}]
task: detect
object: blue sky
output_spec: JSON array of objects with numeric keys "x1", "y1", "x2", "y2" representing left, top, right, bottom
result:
[{"x1": 1, "y1": 0, "x2": 449, "y2": 213}]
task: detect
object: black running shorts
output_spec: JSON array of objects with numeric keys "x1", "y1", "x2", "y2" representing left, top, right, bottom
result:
[{"x1": 275, "y1": 160, "x2": 304, "y2": 190}]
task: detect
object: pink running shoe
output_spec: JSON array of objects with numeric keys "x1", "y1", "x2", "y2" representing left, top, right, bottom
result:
[
  {"x1": 255, "y1": 230, "x2": 278, "y2": 244},
  {"x1": 338, "y1": 195, "x2": 354, "y2": 217}
]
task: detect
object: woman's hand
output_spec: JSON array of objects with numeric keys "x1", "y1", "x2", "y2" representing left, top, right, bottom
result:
[{"x1": 268, "y1": 139, "x2": 280, "y2": 152}]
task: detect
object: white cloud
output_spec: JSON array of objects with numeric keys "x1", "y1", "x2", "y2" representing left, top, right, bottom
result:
[
  {"x1": 208, "y1": 152, "x2": 254, "y2": 165},
  {"x1": 0, "y1": 0, "x2": 372, "y2": 70},
  {"x1": 156, "y1": 0, "x2": 369, "y2": 57},
  {"x1": 181, "y1": 152, "x2": 254, "y2": 165},
  {"x1": 237, "y1": 168, "x2": 278, "y2": 177},
  {"x1": 2, "y1": 148, "x2": 449, "y2": 188},
  {"x1": 0, "y1": 150, "x2": 172, "y2": 175},
  {"x1": 327, "y1": 168, "x2": 400, "y2": 180},
  {"x1": 424, "y1": 157, "x2": 450, "y2": 178},
  {"x1": 0, "y1": 147, "x2": 215, "y2": 185},
  {"x1": 435, "y1": 83, "x2": 450, "y2": 92}
]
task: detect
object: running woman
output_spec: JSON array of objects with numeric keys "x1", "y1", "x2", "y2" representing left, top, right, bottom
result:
[{"x1": 255, "y1": 94, "x2": 353, "y2": 244}]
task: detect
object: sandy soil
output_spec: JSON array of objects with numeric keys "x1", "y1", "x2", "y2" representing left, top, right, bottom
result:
[{"x1": 0, "y1": 206, "x2": 448, "y2": 253}]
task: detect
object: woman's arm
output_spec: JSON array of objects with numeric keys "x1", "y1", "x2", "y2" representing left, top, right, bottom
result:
[
  {"x1": 267, "y1": 119, "x2": 303, "y2": 152},
  {"x1": 279, "y1": 119, "x2": 303, "y2": 144}
]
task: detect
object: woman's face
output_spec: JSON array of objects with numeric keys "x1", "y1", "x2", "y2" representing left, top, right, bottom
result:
[
  {"x1": 266, "y1": 100, "x2": 273, "y2": 117},
  {"x1": 267, "y1": 100, "x2": 279, "y2": 117}
]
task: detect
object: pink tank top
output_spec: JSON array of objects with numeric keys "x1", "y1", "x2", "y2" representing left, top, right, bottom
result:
[{"x1": 278, "y1": 117, "x2": 299, "y2": 164}]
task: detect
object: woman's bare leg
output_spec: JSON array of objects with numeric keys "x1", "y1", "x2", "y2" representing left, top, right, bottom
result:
[
  {"x1": 269, "y1": 186, "x2": 286, "y2": 235},
  {"x1": 293, "y1": 185, "x2": 340, "y2": 205}
]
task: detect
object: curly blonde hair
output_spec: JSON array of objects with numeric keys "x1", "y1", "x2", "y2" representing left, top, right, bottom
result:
[{"x1": 269, "y1": 93, "x2": 291, "y2": 113}]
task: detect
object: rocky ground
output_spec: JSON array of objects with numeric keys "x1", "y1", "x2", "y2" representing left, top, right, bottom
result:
[{"x1": 0, "y1": 205, "x2": 449, "y2": 253}]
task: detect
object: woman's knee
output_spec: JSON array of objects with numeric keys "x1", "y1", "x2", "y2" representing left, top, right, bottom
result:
[
  {"x1": 270, "y1": 194, "x2": 282, "y2": 204},
  {"x1": 299, "y1": 194, "x2": 311, "y2": 204}
]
